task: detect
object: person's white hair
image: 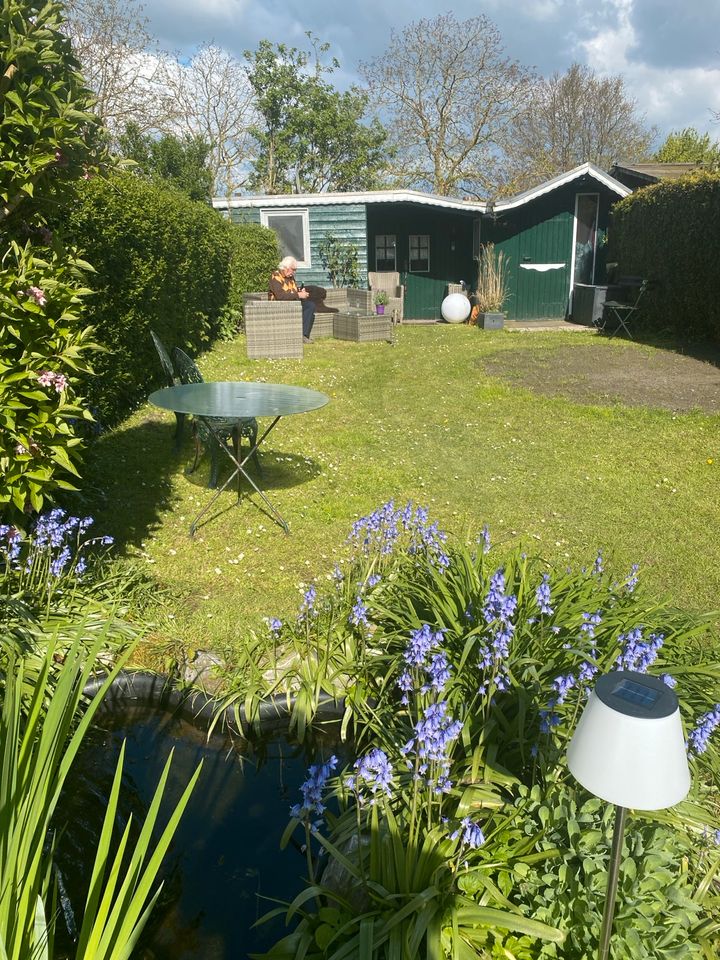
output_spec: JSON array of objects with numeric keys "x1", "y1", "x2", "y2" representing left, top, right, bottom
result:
[{"x1": 279, "y1": 256, "x2": 297, "y2": 270}]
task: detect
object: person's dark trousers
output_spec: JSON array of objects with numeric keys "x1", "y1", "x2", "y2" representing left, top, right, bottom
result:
[{"x1": 301, "y1": 299, "x2": 316, "y2": 337}]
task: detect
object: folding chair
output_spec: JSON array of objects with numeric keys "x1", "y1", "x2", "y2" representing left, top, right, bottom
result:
[{"x1": 600, "y1": 278, "x2": 648, "y2": 339}]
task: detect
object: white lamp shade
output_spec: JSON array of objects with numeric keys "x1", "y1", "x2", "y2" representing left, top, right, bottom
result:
[
  {"x1": 567, "y1": 672, "x2": 690, "y2": 810},
  {"x1": 441, "y1": 293, "x2": 471, "y2": 323}
]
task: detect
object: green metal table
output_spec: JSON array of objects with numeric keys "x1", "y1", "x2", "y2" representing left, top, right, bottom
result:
[{"x1": 149, "y1": 381, "x2": 329, "y2": 536}]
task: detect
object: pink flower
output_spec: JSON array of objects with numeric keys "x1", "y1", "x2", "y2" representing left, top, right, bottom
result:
[
  {"x1": 53, "y1": 373, "x2": 67, "y2": 392},
  {"x1": 15, "y1": 443, "x2": 27, "y2": 455},
  {"x1": 38, "y1": 370, "x2": 55, "y2": 387},
  {"x1": 26, "y1": 286, "x2": 47, "y2": 306}
]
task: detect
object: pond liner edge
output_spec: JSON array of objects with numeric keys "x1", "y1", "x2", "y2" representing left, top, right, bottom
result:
[{"x1": 82, "y1": 669, "x2": 345, "y2": 738}]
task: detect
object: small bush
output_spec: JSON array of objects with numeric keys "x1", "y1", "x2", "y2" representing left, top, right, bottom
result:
[
  {"x1": 226, "y1": 221, "x2": 279, "y2": 333},
  {"x1": 63, "y1": 173, "x2": 234, "y2": 426}
]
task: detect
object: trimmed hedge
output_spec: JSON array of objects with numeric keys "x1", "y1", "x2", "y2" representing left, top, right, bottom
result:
[
  {"x1": 608, "y1": 171, "x2": 720, "y2": 343},
  {"x1": 63, "y1": 173, "x2": 278, "y2": 427}
]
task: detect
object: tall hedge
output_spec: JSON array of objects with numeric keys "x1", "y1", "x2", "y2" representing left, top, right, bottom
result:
[
  {"x1": 608, "y1": 172, "x2": 720, "y2": 343},
  {"x1": 63, "y1": 174, "x2": 278, "y2": 426}
]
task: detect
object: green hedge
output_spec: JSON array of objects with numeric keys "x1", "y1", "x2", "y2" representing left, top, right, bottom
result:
[
  {"x1": 608, "y1": 171, "x2": 720, "y2": 343},
  {"x1": 64, "y1": 173, "x2": 278, "y2": 427}
]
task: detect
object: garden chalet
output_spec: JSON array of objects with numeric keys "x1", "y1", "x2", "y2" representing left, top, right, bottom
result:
[{"x1": 213, "y1": 162, "x2": 631, "y2": 323}]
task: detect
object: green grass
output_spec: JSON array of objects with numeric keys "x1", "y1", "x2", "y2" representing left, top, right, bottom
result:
[{"x1": 82, "y1": 325, "x2": 720, "y2": 663}]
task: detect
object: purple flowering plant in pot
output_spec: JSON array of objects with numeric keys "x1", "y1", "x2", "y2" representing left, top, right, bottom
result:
[{"x1": 244, "y1": 501, "x2": 720, "y2": 958}]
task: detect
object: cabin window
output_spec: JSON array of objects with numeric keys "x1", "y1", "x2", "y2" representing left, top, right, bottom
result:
[
  {"x1": 260, "y1": 209, "x2": 311, "y2": 267},
  {"x1": 409, "y1": 235, "x2": 430, "y2": 273},
  {"x1": 375, "y1": 235, "x2": 397, "y2": 271}
]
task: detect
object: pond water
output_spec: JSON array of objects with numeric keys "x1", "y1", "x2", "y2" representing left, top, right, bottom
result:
[{"x1": 54, "y1": 702, "x2": 342, "y2": 960}]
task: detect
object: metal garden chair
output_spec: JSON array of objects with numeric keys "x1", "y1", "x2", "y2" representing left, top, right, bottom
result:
[
  {"x1": 600, "y1": 278, "x2": 648, "y2": 339},
  {"x1": 172, "y1": 347, "x2": 260, "y2": 489},
  {"x1": 150, "y1": 330, "x2": 185, "y2": 452}
]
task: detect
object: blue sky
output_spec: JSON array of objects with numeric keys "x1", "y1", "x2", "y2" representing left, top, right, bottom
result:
[{"x1": 141, "y1": 0, "x2": 720, "y2": 145}]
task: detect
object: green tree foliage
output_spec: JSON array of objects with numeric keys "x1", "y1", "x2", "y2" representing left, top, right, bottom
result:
[
  {"x1": 0, "y1": 0, "x2": 105, "y2": 521},
  {"x1": 118, "y1": 121, "x2": 214, "y2": 201},
  {"x1": 654, "y1": 127, "x2": 720, "y2": 167},
  {"x1": 244, "y1": 35, "x2": 390, "y2": 194}
]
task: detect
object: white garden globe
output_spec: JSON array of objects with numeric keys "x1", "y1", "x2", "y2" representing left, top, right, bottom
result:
[{"x1": 441, "y1": 293, "x2": 471, "y2": 324}]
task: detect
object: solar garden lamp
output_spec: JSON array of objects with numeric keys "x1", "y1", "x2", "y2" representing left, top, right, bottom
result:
[{"x1": 566, "y1": 671, "x2": 690, "y2": 960}]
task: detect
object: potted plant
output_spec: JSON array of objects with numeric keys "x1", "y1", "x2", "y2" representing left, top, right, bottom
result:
[
  {"x1": 374, "y1": 290, "x2": 389, "y2": 314},
  {"x1": 473, "y1": 242, "x2": 510, "y2": 329}
]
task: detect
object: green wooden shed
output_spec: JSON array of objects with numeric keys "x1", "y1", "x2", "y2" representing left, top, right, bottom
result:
[{"x1": 213, "y1": 162, "x2": 630, "y2": 322}]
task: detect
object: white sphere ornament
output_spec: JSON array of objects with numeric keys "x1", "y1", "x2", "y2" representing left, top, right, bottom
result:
[{"x1": 441, "y1": 293, "x2": 471, "y2": 324}]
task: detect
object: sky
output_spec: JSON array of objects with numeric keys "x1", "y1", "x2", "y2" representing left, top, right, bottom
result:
[{"x1": 139, "y1": 0, "x2": 720, "y2": 147}]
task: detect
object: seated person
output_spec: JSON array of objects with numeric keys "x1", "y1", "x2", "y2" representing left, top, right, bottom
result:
[{"x1": 269, "y1": 256, "x2": 315, "y2": 341}]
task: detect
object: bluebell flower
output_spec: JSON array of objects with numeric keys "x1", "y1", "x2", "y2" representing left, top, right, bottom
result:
[
  {"x1": 290, "y1": 755, "x2": 338, "y2": 819},
  {"x1": 479, "y1": 524, "x2": 491, "y2": 554},
  {"x1": 345, "y1": 748, "x2": 394, "y2": 804},
  {"x1": 593, "y1": 550, "x2": 604, "y2": 575},
  {"x1": 422, "y1": 652, "x2": 452, "y2": 693},
  {"x1": 661, "y1": 673, "x2": 677, "y2": 688},
  {"x1": 688, "y1": 705, "x2": 720, "y2": 755},
  {"x1": 268, "y1": 617, "x2": 282, "y2": 635},
  {"x1": 332, "y1": 565, "x2": 344, "y2": 584},
  {"x1": 580, "y1": 611, "x2": 602, "y2": 640},
  {"x1": 616, "y1": 627, "x2": 663, "y2": 673},
  {"x1": 404, "y1": 623, "x2": 443, "y2": 667},
  {"x1": 625, "y1": 563, "x2": 640, "y2": 593},
  {"x1": 450, "y1": 816, "x2": 485, "y2": 849},
  {"x1": 535, "y1": 573, "x2": 553, "y2": 615},
  {"x1": 298, "y1": 584, "x2": 317, "y2": 619},
  {"x1": 367, "y1": 573, "x2": 381, "y2": 588},
  {"x1": 552, "y1": 673, "x2": 576, "y2": 704},
  {"x1": 349, "y1": 596, "x2": 369, "y2": 627}
]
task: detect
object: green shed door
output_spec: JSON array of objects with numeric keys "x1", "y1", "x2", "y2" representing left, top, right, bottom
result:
[
  {"x1": 496, "y1": 211, "x2": 573, "y2": 321},
  {"x1": 404, "y1": 273, "x2": 448, "y2": 320}
]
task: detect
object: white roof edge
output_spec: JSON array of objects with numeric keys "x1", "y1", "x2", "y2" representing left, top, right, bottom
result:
[
  {"x1": 492, "y1": 162, "x2": 631, "y2": 211},
  {"x1": 212, "y1": 189, "x2": 486, "y2": 213}
]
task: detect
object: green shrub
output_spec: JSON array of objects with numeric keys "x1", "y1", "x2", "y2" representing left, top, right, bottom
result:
[
  {"x1": 0, "y1": 0, "x2": 106, "y2": 522},
  {"x1": 609, "y1": 172, "x2": 720, "y2": 343},
  {"x1": 63, "y1": 173, "x2": 235, "y2": 426},
  {"x1": 227, "y1": 221, "x2": 279, "y2": 332}
]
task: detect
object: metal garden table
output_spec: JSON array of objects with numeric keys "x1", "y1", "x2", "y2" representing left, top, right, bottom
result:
[{"x1": 149, "y1": 381, "x2": 329, "y2": 536}]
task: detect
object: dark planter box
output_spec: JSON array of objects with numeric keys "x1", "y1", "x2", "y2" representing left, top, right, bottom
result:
[{"x1": 478, "y1": 312, "x2": 504, "y2": 330}]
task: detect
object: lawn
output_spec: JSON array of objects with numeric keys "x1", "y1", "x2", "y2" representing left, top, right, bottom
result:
[{"x1": 83, "y1": 324, "x2": 720, "y2": 667}]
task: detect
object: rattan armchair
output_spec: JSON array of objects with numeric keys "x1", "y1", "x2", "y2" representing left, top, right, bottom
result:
[
  {"x1": 368, "y1": 272, "x2": 404, "y2": 324},
  {"x1": 172, "y1": 347, "x2": 260, "y2": 488},
  {"x1": 242, "y1": 296, "x2": 303, "y2": 359}
]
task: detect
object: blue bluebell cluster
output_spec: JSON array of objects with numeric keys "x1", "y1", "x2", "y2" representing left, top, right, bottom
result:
[
  {"x1": 624, "y1": 563, "x2": 640, "y2": 593},
  {"x1": 290, "y1": 755, "x2": 338, "y2": 819},
  {"x1": 349, "y1": 595, "x2": 369, "y2": 628},
  {"x1": 535, "y1": 573, "x2": 553, "y2": 616},
  {"x1": 615, "y1": 627, "x2": 664, "y2": 672},
  {"x1": 396, "y1": 624, "x2": 449, "y2": 704},
  {"x1": 347, "y1": 500, "x2": 449, "y2": 570},
  {"x1": 402, "y1": 701, "x2": 463, "y2": 794},
  {"x1": 298, "y1": 584, "x2": 317, "y2": 620},
  {"x1": 366, "y1": 573, "x2": 381, "y2": 588},
  {"x1": 580, "y1": 611, "x2": 602, "y2": 639},
  {"x1": 345, "y1": 748, "x2": 394, "y2": 805},
  {"x1": 479, "y1": 524, "x2": 491, "y2": 555},
  {"x1": 477, "y1": 569, "x2": 517, "y2": 693},
  {"x1": 1, "y1": 509, "x2": 112, "y2": 579},
  {"x1": 593, "y1": 550, "x2": 604, "y2": 575},
  {"x1": 449, "y1": 816, "x2": 485, "y2": 850},
  {"x1": 267, "y1": 617, "x2": 282, "y2": 636},
  {"x1": 688, "y1": 705, "x2": 720, "y2": 755}
]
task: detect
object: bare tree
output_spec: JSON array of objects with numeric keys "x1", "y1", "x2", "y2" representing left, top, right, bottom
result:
[
  {"x1": 359, "y1": 12, "x2": 534, "y2": 197},
  {"x1": 61, "y1": 0, "x2": 176, "y2": 136},
  {"x1": 163, "y1": 44, "x2": 257, "y2": 196},
  {"x1": 500, "y1": 64, "x2": 656, "y2": 194}
]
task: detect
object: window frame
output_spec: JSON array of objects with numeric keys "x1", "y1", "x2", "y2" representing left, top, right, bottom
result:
[
  {"x1": 374, "y1": 234, "x2": 397, "y2": 271},
  {"x1": 409, "y1": 234, "x2": 430, "y2": 273},
  {"x1": 260, "y1": 208, "x2": 311, "y2": 267}
]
